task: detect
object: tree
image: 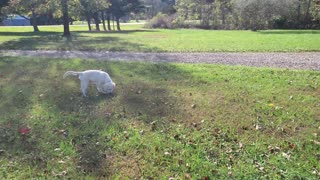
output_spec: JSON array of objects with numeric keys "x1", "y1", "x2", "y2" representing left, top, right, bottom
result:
[
  {"x1": 0, "y1": 0, "x2": 10, "y2": 21},
  {"x1": 2, "y1": 0, "x2": 48, "y2": 32},
  {"x1": 142, "y1": 0, "x2": 175, "y2": 19},
  {"x1": 109, "y1": 0, "x2": 144, "y2": 30},
  {"x1": 61, "y1": 0, "x2": 70, "y2": 37},
  {"x1": 310, "y1": 0, "x2": 320, "y2": 27},
  {"x1": 77, "y1": 0, "x2": 109, "y2": 31}
]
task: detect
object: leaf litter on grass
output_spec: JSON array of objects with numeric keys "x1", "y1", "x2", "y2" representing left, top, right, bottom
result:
[{"x1": 0, "y1": 57, "x2": 319, "y2": 178}]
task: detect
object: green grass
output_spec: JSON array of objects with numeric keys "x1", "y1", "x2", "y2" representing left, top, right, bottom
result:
[
  {"x1": 0, "y1": 25, "x2": 320, "y2": 52},
  {"x1": 0, "y1": 56, "x2": 319, "y2": 179}
]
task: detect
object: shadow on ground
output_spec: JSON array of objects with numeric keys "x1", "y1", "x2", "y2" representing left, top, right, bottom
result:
[
  {"x1": 258, "y1": 30, "x2": 320, "y2": 34},
  {"x1": 0, "y1": 30, "x2": 161, "y2": 52},
  {"x1": 0, "y1": 56, "x2": 194, "y2": 176}
]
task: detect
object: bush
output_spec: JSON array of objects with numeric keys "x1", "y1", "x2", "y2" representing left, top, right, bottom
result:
[{"x1": 144, "y1": 13, "x2": 176, "y2": 29}]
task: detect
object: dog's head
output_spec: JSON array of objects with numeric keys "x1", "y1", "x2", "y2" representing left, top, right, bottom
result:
[{"x1": 103, "y1": 82, "x2": 116, "y2": 94}]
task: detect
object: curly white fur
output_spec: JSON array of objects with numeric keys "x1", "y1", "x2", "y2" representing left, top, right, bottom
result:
[{"x1": 63, "y1": 70, "x2": 115, "y2": 97}]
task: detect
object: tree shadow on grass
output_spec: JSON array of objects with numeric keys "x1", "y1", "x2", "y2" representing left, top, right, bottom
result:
[
  {"x1": 0, "y1": 31, "x2": 61, "y2": 37},
  {"x1": 0, "y1": 29, "x2": 155, "y2": 37},
  {"x1": 0, "y1": 57, "x2": 52, "y2": 169},
  {"x1": 113, "y1": 63, "x2": 195, "y2": 124},
  {"x1": 74, "y1": 29, "x2": 156, "y2": 34},
  {"x1": 0, "y1": 30, "x2": 161, "y2": 52},
  {"x1": 258, "y1": 30, "x2": 320, "y2": 34},
  {"x1": 120, "y1": 80, "x2": 178, "y2": 122},
  {"x1": 0, "y1": 57, "x2": 197, "y2": 177}
]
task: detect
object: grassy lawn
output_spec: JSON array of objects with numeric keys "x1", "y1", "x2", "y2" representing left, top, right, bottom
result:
[
  {"x1": 0, "y1": 56, "x2": 319, "y2": 179},
  {"x1": 0, "y1": 25, "x2": 320, "y2": 52}
]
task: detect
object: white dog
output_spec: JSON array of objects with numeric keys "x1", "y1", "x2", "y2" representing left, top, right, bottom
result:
[{"x1": 63, "y1": 70, "x2": 115, "y2": 97}]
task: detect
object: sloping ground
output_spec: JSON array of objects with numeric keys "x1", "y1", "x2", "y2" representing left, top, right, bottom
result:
[{"x1": 1, "y1": 50, "x2": 319, "y2": 70}]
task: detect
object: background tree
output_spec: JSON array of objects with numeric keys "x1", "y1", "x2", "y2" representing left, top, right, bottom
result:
[
  {"x1": 173, "y1": 0, "x2": 320, "y2": 30},
  {"x1": 109, "y1": 0, "x2": 144, "y2": 30},
  {"x1": 142, "y1": 0, "x2": 175, "y2": 19},
  {"x1": 312, "y1": 0, "x2": 320, "y2": 21},
  {"x1": 2, "y1": 0, "x2": 49, "y2": 32},
  {"x1": 0, "y1": 0, "x2": 9, "y2": 22},
  {"x1": 78, "y1": 0, "x2": 110, "y2": 31},
  {"x1": 61, "y1": 0, "x2": 70, "y2": 37}
]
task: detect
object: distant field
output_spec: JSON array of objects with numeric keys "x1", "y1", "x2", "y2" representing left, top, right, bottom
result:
[
  {"x1": 0, "y1": 24, "x2": 319, "y2": 52},
  {"x1": 0, "y1": 56, "x2": 319, "y2": 178}
]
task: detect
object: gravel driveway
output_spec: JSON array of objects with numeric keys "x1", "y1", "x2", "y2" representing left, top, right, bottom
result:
[{"x1": 1, "y1": 50, "x2": 319, "y2": 71}]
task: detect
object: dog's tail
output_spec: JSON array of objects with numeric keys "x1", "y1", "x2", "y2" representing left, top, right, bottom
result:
[{"x1": 63, "y1": 71, "x2": 81, "y2": 79}]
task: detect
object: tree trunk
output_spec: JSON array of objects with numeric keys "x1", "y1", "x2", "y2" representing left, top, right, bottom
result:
[
  {"x1": 86, "y1": 14, "x2": 92, "y2": 31},
  {"x1": 305, "y1": 0, "x2": 312, "y2": 28},
  {"x1": 31, "y1": 9, "x2": 39, "y2": 32},
  {"x1": 101, "y1": 11, "x2": 106, "y2": 31},
  {"x1": 61, "y1": 0, "x2": 71, "y2": 38},
  {"x1": 93, "y1": 12, "x2": 100, "y2": 31},
  {"x1": 112, "y1": 15, "x2": 115, "y2": 30},
  {"x1": 116, "y1": 17, "x2": 121, "y2": 31},
  {"x1": 107, "y1": 13, "x2": 111, "y2": 31},
  {"x1": 297, "y1": 3, "x2": 301, "y2": 21}
]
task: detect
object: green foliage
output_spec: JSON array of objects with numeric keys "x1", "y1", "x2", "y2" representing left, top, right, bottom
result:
[
  {"x1": 174, "y1": 0, "x2": 320, "y2": 29},
  {"x1": 144, "y1": 13, "x2": 176, "y2": 29},
  {"x1": 0, "y1": 0, "x2": 9, "y2": 18},
  {"x1": 0, "y1": 57, "x2": 319, "y2": 178}
]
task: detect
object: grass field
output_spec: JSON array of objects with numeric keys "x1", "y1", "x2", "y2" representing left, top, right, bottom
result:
[
  {"x1": 0, "y1": 24, "x2": 320, "y2": 52},
  {"x1": 0, "y1": 56, "x2": 319, "y2": 179}
]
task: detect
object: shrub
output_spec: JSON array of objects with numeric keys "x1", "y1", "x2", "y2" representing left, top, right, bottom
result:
[{"x1": 144, "y1": 13, "x2": 176, "y2": 29}]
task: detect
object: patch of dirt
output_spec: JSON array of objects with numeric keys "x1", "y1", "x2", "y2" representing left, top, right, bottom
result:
[{"x1": 1, "y1": 50, "x2": 320, "y2": 70}]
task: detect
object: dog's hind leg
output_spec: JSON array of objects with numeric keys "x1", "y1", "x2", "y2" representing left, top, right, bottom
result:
[{"x1": 81, "y1": 81, "x2": 88, "y2": 97}]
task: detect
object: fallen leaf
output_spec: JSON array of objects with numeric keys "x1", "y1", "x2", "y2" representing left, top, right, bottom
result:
[
  {"x1": 140, "y1": 130, "x2": 144, "y2": 135},
  {"x1": 255, "y1": 124, "x2": 262, "y2": 130},
  {"x1": 19, "y1": 127, "x2": 30, "y2": 136},
  {"x1": 288, "y1": 142, "x2": 296, "y2": 149},
  {"x1": 54, "y1": 170, "x2": 67, "y2": 177},
  {"x1": 312, "y1": 140, "x2": 320, "y2": 145},
  {"x1": 184, "y1": 174, "x2": 191, "y2": 179},
  {"x1": 268, "y1": 103, "x2": 275, "y2": 107},
  {"x1": 238, "y1": 142, "x2": 243, "y2": 149},
  {"x1": 268, "y1": 145, "x2": 281, "y2": 154},
  {"x1": 188, "y1": 140, "x2": 196, "y2": 146},
  {"x1": 282, "y1": 152, "x2": 291, "y2": 160}
]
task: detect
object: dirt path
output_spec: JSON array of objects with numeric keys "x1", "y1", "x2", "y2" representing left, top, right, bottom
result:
[{"x1": 1, "y1": 50, "x2": 319, "y2": 70}]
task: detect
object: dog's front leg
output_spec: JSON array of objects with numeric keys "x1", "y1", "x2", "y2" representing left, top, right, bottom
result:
[
  {"x1": 81, "y1": 81, "x2": 88, "y2": 97},
  {"x1": 97, "y1": 84, "x2": 104, "y2": 93}
]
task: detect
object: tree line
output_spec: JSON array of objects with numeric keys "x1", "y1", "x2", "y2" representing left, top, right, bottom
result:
[
  {"x1": 1, "y1": 0, "x2": 320, "y2": 34},
  {"x1": 156, "y1": 0, "x2": 320, "y2": 30},
  {"x1": 0, "y1": 0, "x2": 144, "y2": 37}
]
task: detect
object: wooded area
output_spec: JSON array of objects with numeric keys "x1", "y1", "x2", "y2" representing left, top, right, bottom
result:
[
  {"x1": 1, "y1": 0, "x2": 319, "y2": 36},
  {"x1": 148, "y1": 0, "x2": 320, "y2": 30}
]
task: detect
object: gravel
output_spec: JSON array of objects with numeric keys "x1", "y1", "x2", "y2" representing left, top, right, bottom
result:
[{"x1": 1, "y1": 50, "x2": 319, "y2": 70}]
